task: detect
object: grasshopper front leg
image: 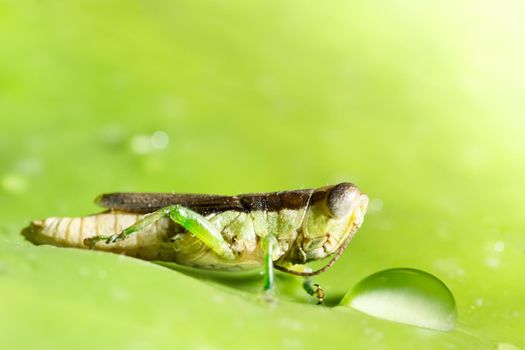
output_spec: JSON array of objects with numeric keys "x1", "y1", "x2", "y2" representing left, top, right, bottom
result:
[
  {"x1": 84, "y1": 205, "x2": 235, "y2": 261},
  {"x1": 256, "y1": 235, "x2": 280, "y2": 304},
  {"x1": 276, "y1": 262, "x2": 325, "y2": 304},
  {"x1": 262, "y1": 235, "x2": 279, "y2": 293},
  {"x1": 303, "y1": 278, "x2": 325, "y2": 305}
]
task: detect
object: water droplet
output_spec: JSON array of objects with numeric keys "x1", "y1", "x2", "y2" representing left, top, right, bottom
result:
[
  {"x1": 494, "y1": 241, "x2": 505, "y2": 253},
  {"x1": 339, "y1": 268, "x2": 457, "y2": 331},
  {"x1": 211, "y1": 295, "x2": 225, "y2": 304},
  {"x1": 278, "y1": 318, "x2": 304, "y2": 331},
  {"x1": 0, "y1": 260, "x2": 8, "y2": 274},
  {"x1": 497, "y1": 343, "x2": 521, "y2": 350},
  {"x1": 110, "y1": 286, "x2": 130, "y2": 303},
  {"x1": 159, "y1": 96, "x2": 186, "y2": 119},
  {"x1": 150, "y1": 131, "x2": 169, "y2": 150},
  {"x1": 435, "y1": 225, "x2": 451, "y2": 240},
  {"x1": 433, "y1": 258, "x2": 465, "y2": 279},
  {"x1": 130, "y1": 134, "x2": 153, "y2": 154},
  {"x1": 78, "y1": 266, "x2": 91, "y2": 277},
  {"x1": 1, "y1": 173, "x2": 28, "y2": 194},
  {"x1": 280, "y1": 337, "x2": 303, "y2": 349},
  {"x1": 364, "y1": 327, "x2": 384, "y2": 342},
  {"x1": 130, "y1": 131, "x2": 170, "y2": 154},
  {"x1": 16, "y1": 158, "x2": 42, "y2": 174},
  {"x1": 485, "y1": 257, "x2": 500, "y2": 268},
  {"x1": 100, "y1": 124, "x2": 125, "y2": 145},
  {"x1": 368, "y1": 198, "x2": 384, "y2": 213}
]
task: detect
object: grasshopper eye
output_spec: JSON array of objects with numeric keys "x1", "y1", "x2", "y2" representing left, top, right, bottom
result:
[{"x1": 326, "y1": 183, "x2": 359, "y2": 219}]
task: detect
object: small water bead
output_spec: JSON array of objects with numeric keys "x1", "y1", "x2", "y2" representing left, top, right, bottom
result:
[
  {"x1": 340, "y1": 268, "x2": 457, "y2": 331},
  {"x1": 97, "y1": 270, "x2": 108, "y2": 279},
  {"x1": 130, "y1": 131, "x2": 170, "y2": 154},
  {"x1": 494, "y1": 241, "x2": 505, "y2": 253},
  {"x1": 497, "y1": 343, "x2": 521, "y2": 350},
  {"x1": 110, "y1": 286, "x2": 131, "y2": 303},
  {"x1": 485, "y1": 257, "x2": 500, "y2": 269},
  {"x1": 150, "y1": 131, "x2": 169, "y2": 150},
  {"x1": 368, "y1": 198, "x2": 384, "y2": 213},
  {"x1": 130, "y1": 134, "x2": 153, "y2": 154},
  {"x1": 433, "y1": 258, "x2": 465, "y2": 279},
  {"x1": 100, "y1": 124, "x2": 126, "y2": 145},
  {"x1": 1, "y1": 173, "x2": 28, "y2": 194},
  {"x1": 15, "y1": 157, "x2": 42, "y2": 174},
  {"x1": 0, "y1": 260, "x2": 8, "y2": 274}
]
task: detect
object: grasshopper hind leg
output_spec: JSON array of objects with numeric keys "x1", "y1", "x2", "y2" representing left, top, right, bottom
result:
[{"x1": 84, "y1": 205, "x2": 235, "y2": 261}]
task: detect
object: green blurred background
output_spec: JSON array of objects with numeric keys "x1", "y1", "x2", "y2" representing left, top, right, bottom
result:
[{"x1": 1, "y1": 1, "x2": 525, "y2": 349}]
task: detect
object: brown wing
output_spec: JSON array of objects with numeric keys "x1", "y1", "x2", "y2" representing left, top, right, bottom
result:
[
  {"x1": 238, "y1": 189, "x2": 314, "y2": 211},
  {"x1": 96, "y1": 188, "x2": 315, "y2": 214},
  {"x1": 96, "y1": 192, "x2": 244, "y2": 214}
]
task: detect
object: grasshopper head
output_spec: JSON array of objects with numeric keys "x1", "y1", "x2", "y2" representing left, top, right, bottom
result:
[
  {"x1": 297, "y1": 183, "x2": 369, "y2": 263},
  {"x1": 326, "y1": 183, "x2": 368, "y2": 222}
]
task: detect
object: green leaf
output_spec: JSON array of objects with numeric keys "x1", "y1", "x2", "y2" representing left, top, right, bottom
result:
[{"x1": 1, "y1": 1, "x2": 524, "y2": 349}]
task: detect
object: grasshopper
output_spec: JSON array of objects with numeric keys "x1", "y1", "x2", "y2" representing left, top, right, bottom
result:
[{"x1": 22, "y1": 183, "x2": 368, "y2": 303}]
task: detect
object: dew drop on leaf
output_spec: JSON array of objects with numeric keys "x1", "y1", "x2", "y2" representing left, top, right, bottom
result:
[
  {"x1": 339, "y1": 268, "x2": 457, "y2": 331},
  {"x1": 497, "y1": 343, "x2": 521, "y2": 350},
  {"x1": 1, "y1": 173, "x2": 28, "y2": 194}
]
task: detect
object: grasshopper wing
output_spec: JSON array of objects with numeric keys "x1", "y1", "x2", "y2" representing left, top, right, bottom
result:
[
  {"x1": 96, "y1": 192, "x2": 244, "y2": 214},
  {"x1": 97, "y1": 188, "x2": 315, "y2": 214}
]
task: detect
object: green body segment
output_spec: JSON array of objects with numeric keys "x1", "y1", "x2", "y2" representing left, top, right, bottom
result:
[{"x1": 22, "y1": 184, "x2": 369, "y2": 273}]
